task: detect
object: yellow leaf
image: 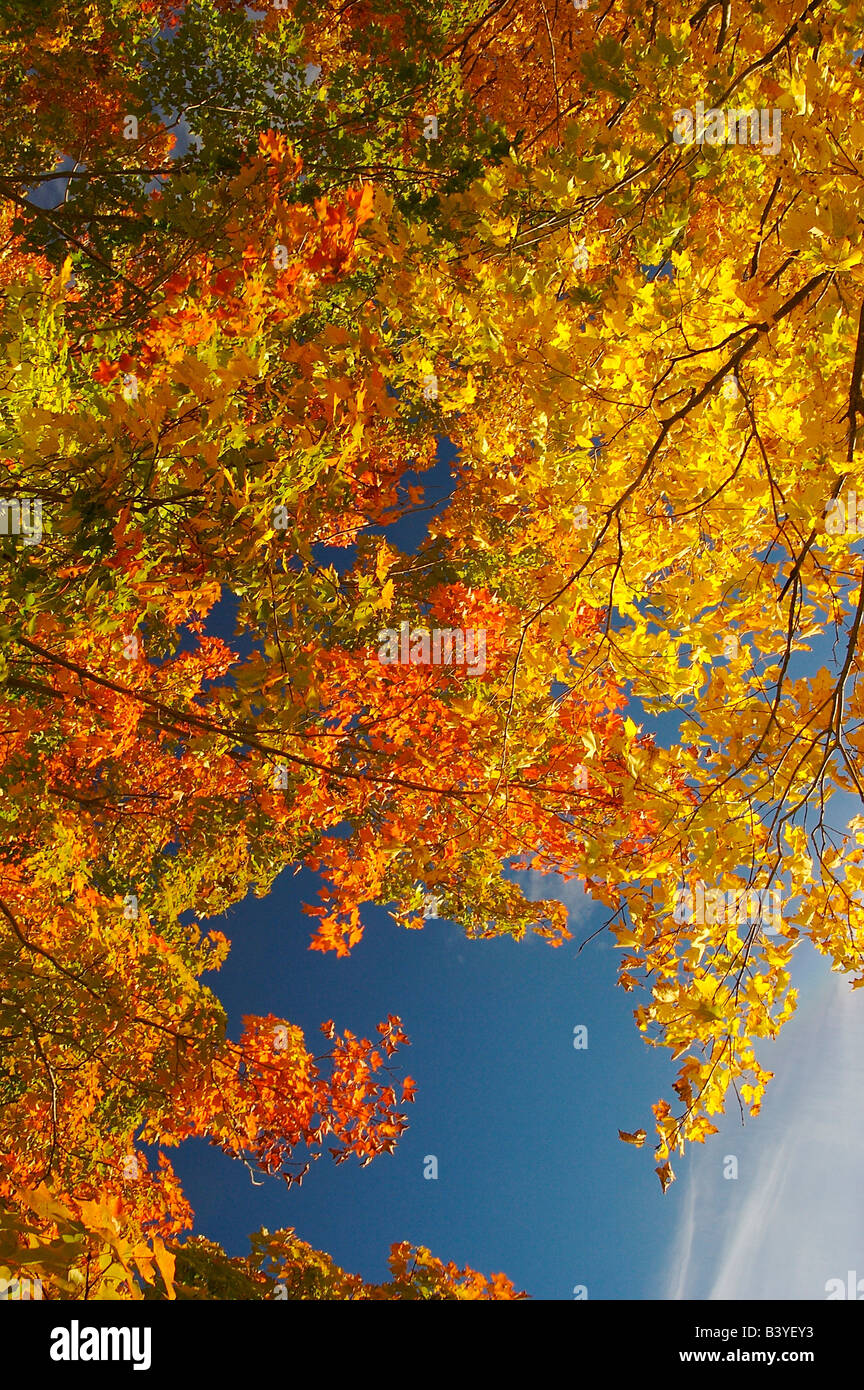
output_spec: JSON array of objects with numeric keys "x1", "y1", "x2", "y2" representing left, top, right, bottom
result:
[
  {"x1": 618, "y1": 1128, "x2": 647, "y2": 1146},
  {"x1": 375, "y1": 543, "x2": 393, "y2": 584},
  {"x1": 152, "y1": 1237, "x2": 176, "y2": 1300},
  {"x1": 655, "y1": 1161, "x2": 676, "y2": 1193}
]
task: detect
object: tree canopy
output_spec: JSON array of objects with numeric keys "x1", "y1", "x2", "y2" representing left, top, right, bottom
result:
[{"x1": 2, "y1": 0, "x2": 864, "y2": 1294}]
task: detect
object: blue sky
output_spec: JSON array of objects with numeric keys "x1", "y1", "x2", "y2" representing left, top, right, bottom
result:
[
  {"x1": 171, "y1": 855, "x2": 864, "y2": 1301},
  {"x1": 173, "y1": 865, "x2": 677, "y2": 1299}
]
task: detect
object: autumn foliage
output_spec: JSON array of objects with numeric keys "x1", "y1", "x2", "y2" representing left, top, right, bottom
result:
[{"x1": 3, "y1": 0, "x2": 864, "y2": 1296}]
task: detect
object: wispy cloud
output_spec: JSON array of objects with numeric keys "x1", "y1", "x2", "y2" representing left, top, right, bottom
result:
[{"x1": 665, "y1": 955, "x2": 864, "y2": 1301}]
